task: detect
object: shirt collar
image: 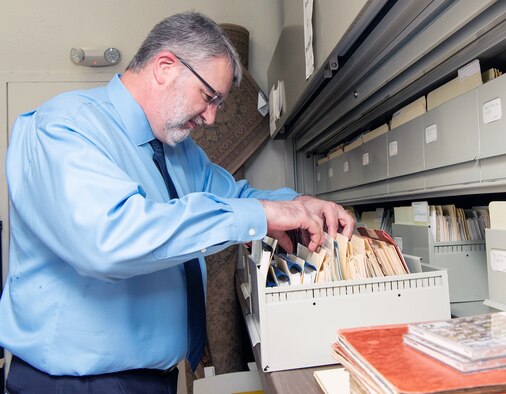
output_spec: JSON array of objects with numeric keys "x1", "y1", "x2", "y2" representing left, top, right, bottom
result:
[{"x1": 106, "y1": 74, "x2": 154, "y2": 146}]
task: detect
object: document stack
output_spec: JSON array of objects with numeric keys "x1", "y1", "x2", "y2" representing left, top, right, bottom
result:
[
  {"x1": 394, "y1": 202, "x2": 490, "y2": 242},
  {"x1": 428, "y1": 204, "x2": 490, "y2": 242},
  {"x1": 359, "y1": 207, "x2": 394, "y2": 235},
  {"x1": 243, "y1": 231, "x2": 450, "y2": 372},
  {"x1": 263, "y1": 227, "x2": 409, "y2": 288},
  {"x1": 332, "y1": 320, "x2": 506, "y2": 394},
  {"x1": 403, "y1": 312, "x2": 506, "y2": 373}
]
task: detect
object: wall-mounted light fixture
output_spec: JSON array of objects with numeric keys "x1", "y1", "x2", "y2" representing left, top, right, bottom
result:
[{"x1": 70, "y1": 48, "x2": 121, "y2": 67}]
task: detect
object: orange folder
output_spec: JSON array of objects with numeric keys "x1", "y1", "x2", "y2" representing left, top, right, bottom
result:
[{"x1": 333, "y1": 324, "x2": 506, "y2": 393}]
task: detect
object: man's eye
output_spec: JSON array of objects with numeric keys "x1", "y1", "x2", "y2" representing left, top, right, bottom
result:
[{"x1": 202, "y1": 92, "x2": 212, "y2": 103}]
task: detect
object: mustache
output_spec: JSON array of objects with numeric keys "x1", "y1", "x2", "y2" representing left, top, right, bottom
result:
[{"x1": 189, "y1": 115, "x2": 204, "y2": 127}]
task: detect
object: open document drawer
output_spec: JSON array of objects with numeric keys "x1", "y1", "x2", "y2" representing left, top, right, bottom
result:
[{"x1": 241, "y1": 250, "x2": 450, "y2": 372}]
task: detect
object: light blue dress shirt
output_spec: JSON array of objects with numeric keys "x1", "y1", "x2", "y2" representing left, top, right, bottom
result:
[{"x1": 0, "y1": 74, "x2": 297, "y2": 375}]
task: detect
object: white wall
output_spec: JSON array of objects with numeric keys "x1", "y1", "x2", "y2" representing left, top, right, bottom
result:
[
  {"x1": 244, "y1": 139, "x2": 294, "y2": 190},
  {"x1": 0, "y1": 0, "x2": 287, "y2": 285},
  {"x1": 0, "y1": 0, "x2": 283, "y2": 91}
]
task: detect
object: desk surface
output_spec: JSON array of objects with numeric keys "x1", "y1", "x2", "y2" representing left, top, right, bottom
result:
[{"x1": 262, "y1": 364, "x2": 338, "y2": 394}]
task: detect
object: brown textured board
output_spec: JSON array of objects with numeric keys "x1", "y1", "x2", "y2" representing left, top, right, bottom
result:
[{"x1": 192, "y1": 65, "x2": 269, "y2": 175}]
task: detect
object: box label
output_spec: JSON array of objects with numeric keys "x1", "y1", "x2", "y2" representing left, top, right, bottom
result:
[
  {"x1": 490, "y1": 249, "x2": 506, "y2": 272},
  {"x1": 425, "y1": 124, "x2": 437, "y2": 144},
  {"x1": 412, "y1": 201, "x2": 428, "y2": 223},
  {"x1": 328, "y1": 167, "x2": 333, "y2": 178},
  {"x1": 483, "y1": 97, "x2": 502, "y2": 124},
  {"x1": 389, "y1": 141, "x2": 398, "y2": 157},
  {"x1": 362, "y1": 152, "x2": 370, "y2": 166},
  {"x1": 316, "y1": 172, "x2": 321, "y2": 182},
  {"x1": 343, "y1": 161, "x2": 349, "y2": 173}
]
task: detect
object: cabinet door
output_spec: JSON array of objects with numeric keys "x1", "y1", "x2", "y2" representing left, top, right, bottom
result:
[
  {"x1": 326, "y1": 152, "x2": 352, "y2": 191},
  {"x1": 478, "y1": 74, "x2": 506, "y2": 159},
  {"x1": 478, "y1": 74, "x2": 506, "y2": 181},
  {"x1": 388, "y1": 117, "x2": 425, "y2": 178},
  {"x1": 315, "y1": 161, "x2": 329, "y2": 194},
  {"x1": 423, "y1": 89, "x2": 479, "y2": 170},
  {"x1": 359, "y1": 134, "x2": 388, "y2": 185},
  {"x1": 343, "y1": 150, "x2": 362, "y2": 189}
]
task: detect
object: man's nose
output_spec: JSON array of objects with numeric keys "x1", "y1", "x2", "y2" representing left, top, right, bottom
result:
[{"x1": 201, "y1": 105, "x2": 218, "y2": 125}]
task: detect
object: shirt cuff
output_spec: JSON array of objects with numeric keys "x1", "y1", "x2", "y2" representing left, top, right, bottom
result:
[{"x1": 222, "y1": 197, "x2": 267, "y2": 241}]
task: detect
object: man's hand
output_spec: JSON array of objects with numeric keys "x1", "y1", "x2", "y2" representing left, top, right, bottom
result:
[
  {"x1": 259, "y1": 200, "x2": 324, "y2": 253},
  {"x1": 294, "y1": 195, "x2": 355, "y2": 240}
]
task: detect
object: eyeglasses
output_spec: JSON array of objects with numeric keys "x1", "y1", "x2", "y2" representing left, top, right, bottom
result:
[{"x1": 175, "y1": 55, "x2": 225, "y2": 110}]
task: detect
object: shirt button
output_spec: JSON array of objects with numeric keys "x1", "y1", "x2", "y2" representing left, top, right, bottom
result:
[
  {"x1": 200, "y1": 248, "x2": 207, "y2": 254},
  {"x1": 248, "y1": 228, "x2": 256, "y2": 236}
]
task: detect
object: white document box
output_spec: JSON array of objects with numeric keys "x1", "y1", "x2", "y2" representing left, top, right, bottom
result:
[
  {"x1": 241, "y1": 251, "x2": 450, "y2": 372},
  {"x1": 485, "y1": 228, "x2": 506, "y2": 311},
  {"x1": 392, "y1": 223, "x2": 488, "y2": 304}
]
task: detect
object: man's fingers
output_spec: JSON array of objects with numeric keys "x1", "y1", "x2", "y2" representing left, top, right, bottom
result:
[
  {"x1": 269, "y1": 230, "x2": 293, "y2": 254},
  {"x1": 301, "y1": 213, "x2": 324, "y2": 252},
  {"x1": 340, "y1": 219, "x2": 354, "y2": 240},
  {"x1": 321, "y1": 205, "x2": 338, "y2": 239},
  {"x1": 259, "y1": 199, "x2": 328, "y2": 252}
]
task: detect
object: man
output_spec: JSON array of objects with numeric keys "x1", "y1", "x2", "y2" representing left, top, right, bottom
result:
[{"x1": 0, "y1": 12, "x2": 354, "y2": 393}]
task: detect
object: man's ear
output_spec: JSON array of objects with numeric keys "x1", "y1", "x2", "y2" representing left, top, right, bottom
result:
[{"x1": 152, "y1": 51, "x2": 179, "y2": 85}]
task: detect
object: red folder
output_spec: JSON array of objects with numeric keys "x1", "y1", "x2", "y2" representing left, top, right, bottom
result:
[
  {"x1": 356, "y1": 227, "x2": 409, "y2": 274},
  {"x1": 333, "y1": 324, "x2": 506, "y2": 393}
]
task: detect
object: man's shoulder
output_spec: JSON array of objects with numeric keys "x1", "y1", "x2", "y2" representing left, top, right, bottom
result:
[{"x1": 37, "y1": 85, "x2": 110, "y2": 123}]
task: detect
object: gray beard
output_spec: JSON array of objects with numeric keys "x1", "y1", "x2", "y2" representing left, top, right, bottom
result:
[{"x1": 163, "y1": 126, "x2": 191, "y2": 147}]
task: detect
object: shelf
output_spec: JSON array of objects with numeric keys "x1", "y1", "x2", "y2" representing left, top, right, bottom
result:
[{"x1": 314, "y1": 74, "x2": 506, "y2": 205}]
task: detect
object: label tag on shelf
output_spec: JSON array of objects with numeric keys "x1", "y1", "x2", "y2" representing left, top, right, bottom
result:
[
  {"x1": 490, "y1": 249, "x2": 506, "y2": 272},
  {"x1": 412, "y1": 201, "x2": 428, "y2": 223},
  {"x1": 483, "y1": 97, "x2": 502, "y2": 124},
  {"x1": 362, "y1": 152, "x2": 369, "y2": 166},
  {"x1": 425, "y1": 124, "x2": 437, "y2": 144},
  {"x1": 389, "y1": 141, "x2": 398, "y2": 157}
]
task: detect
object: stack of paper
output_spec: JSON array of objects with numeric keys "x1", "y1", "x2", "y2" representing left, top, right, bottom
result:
[
  {"x1": 390, "y1": 96, "x2": 426, "y2": 129},
  {"x1": 332, "y1": 322, "x2": 506, "y2": 393},
  {"x1": 343, "y1": 135, "x2": 363, "y2": 152},
  {"x1": 316, "y1": 155, "x2": 330, "y2": 166},
  {"x1": 317, "y1": 144, "x2": 345, "y2": 165},
  {"x1": 428, "y1": 205, "x2": 489, "y2": 242},
  {"x1": 394, "y1": 204, "x2": 430, "y2": 226},
  {"x1": 427, "y1": 59, "x2": 483, "y2": 111},
  {"x1": 260, "y1": 226, "x2": 409, "y2": 288},
  {"x1": 328, "y1": 144, "x2": 345, "y2": 160},
  {"x1": 404, "y1": 312, "x2": 506, "y2": 373},
  {"x1": 313, "y1": 367, "x2": 349, "y2": 394},
  {"x1": 360, "y1": 207, "x2": 394, "y2": 234},
  {"x1": 489, "y1": 201, "x2": 506, "y2": 230},
  {"x1": 482, "y1": 67, "x2": 503, "y2": 83},
  {"x1": 363, "y1": 124, "x2": 389, "y2": 143}
]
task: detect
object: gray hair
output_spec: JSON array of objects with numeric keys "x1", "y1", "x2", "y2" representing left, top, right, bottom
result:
[{"x1": 127, "y1": 12, "x2": 242, "y2": 86}]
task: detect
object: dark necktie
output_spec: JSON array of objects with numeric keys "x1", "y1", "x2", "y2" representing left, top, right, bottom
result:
[{"x1": 149, "y1": 139, "x2": 206, "y2": 372}]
